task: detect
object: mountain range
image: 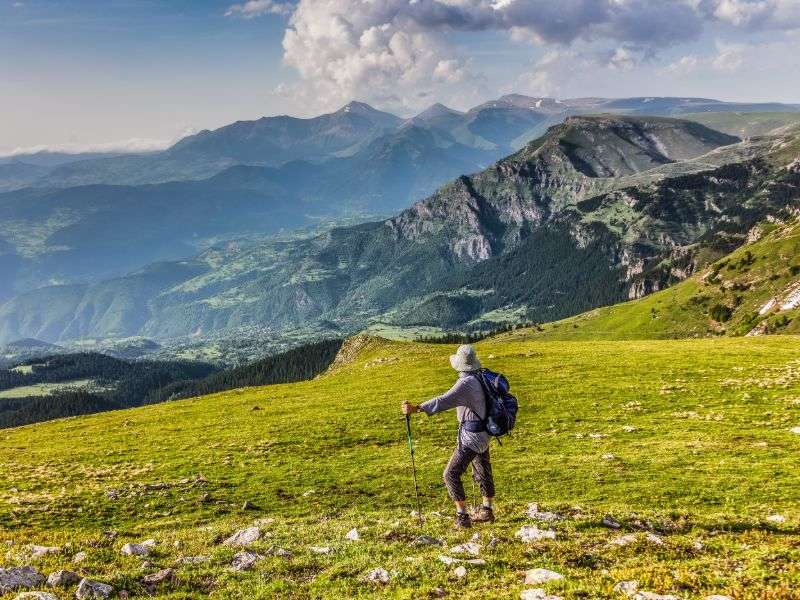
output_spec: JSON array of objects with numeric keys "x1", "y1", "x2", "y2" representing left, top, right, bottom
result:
[
  {"x1": 3, "y1": 111, "x2": 799, "y2": 348},
  {"x1": 3, "y1": 95, "x2": 800, "y2": 304}
]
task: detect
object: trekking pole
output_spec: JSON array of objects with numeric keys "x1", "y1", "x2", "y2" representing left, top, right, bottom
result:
[{"x1": 404, "y1": 414, "x2": 423, "y2": 525}]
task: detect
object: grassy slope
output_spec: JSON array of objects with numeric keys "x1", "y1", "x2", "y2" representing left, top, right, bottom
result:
[
  {"x1": 1, "y1": 336, "x2": 799, "y2": 598},
  {"x1": 502, "y1": 220, "x2": 800, "y2": 342},
  {"x1": 682, "y1": 112, "x2": 800, "y2": 137}
]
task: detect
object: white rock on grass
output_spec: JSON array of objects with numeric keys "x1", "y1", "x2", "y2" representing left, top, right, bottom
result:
[
  {"x1": 121, "y1": 543, "x2": 151, "y2": 557},
  {"x1": 602, "y1": 515, "x2": 622, "y2": 529},
  {"x1": 309, "y1": 546, "x2": 333, "y2": 555},
  {"x1": 622, "y1": 426, "x2": 637, "y2": 432},
  {"x1": 414, "y1": 535, "x2": 443, "y2": 546},
  {"x1": 0, "y1": 567, "x2": 45, "y2": 594},
  {"x1": 449, "y1": 542, "x2": 481, "y2": 556},
  {"x1": 524, "y1": 568, "x2": 563, "y2": 585},
  {"x1": 14, "y1": 593, "x2": 60, "y2": 600},
  {"x1": 520, "y1": 588, "x2": 563, "y2": 600},
  {"x1": 230, "y1": 551, "x2": 263, "y2": 572},
  {"x1": 46, "y1": 569, "x2": 80, "y2": 587},
  {"x1": 364, "y1": 568, "x2": 390, "y2": 584},
  {"x1": 645, "y1": 533, "x2": 664, "y2": 545},
  {"x1": 613, "y1": 580, "x2": 639, "y2": 596},
  {"x1": 610, "y1": 534, "x2": 638, "y2": 546},
  {"x1": 633, "y1": 593, "x2": 678, "y2": 600},
  {"x1": 75, "y1": 578, "x2": 113, "y2": 599},
  {"x1": 526, "y1": 503, "x2": 563, "y2": 522},
  {"x1": 142, "y1": 568, "x2": 176, "y2": 587},
  {"x1": 176, "y1": 556, "x2": 209, "y2": 565},
  {"x1": 516, "y1": 525, "x2": 556, "y2": 542},
  {"x1": 222, "y1": 527, "x2": 260, "y2": 547},
  {"x1": 790, "y1": 426, "x2": 800, "y2": 434},
  {"x1": 766, "y1": 514, "x2": 786, "y2": 524},
  {"x1": 72, "y1": 552, "x2": 87, "y2": 564},
  {"x1": 28, "y1": 546, "x2": 60, "y2": 559},
  {"x1": 438, "y1": 555, "x2": 459, "y2": 566},
  {"x1": 465, "y1": 558, "x2": 486, "y2": 565},
  {"x1": 453, "y1": 565, "x2": 467, "y2": 578},
  {"x1": 705, "y1": 596, "x2": 733, "y2": 600},
  {"x1": 345, "y1": 528, "x2": 360, "y2": 541}
]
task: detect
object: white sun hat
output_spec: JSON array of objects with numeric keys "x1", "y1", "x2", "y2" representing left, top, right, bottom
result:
[{"x1": 449, "y1": 344, "x2": 482, "y2": 372}]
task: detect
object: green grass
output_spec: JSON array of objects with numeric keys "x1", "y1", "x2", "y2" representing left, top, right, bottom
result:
[{"x1": 1, "y1": 335, "x2": 799, "y2": 598}]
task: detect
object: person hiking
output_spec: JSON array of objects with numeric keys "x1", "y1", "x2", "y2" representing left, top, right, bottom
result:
[{"x1": 401, "y1": 344, "x2": 495, "y2": 529}]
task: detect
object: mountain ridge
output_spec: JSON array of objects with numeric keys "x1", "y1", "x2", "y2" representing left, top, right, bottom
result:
[{"x1": 4, "y1": 115, "x2": 796, "y2": 347}]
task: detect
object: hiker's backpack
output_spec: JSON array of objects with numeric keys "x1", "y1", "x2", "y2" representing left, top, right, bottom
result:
[{"x1": 475, "y1": 368, "x2": 518, "y2": 438}]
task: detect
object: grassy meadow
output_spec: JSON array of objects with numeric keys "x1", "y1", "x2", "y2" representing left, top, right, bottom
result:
[{"x1": 1, "y1": 335, "x2": 800, "y2": 598}]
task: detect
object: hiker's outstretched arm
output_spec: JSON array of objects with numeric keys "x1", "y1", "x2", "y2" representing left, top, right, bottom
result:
[{"x1": 418, "y1": 378, "x2": 469, "y2": 416}]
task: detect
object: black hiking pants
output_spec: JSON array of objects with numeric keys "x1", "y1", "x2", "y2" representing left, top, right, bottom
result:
[{"x1": 443, "y1": 445, "x2": 495, "y2": 502}]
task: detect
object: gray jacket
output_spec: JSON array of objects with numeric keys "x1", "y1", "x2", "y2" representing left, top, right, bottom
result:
[{"x1": 419, "y1": 372, "x2": 489, "y2": 453}]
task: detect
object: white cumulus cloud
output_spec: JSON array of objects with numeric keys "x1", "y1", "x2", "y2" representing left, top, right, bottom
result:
[{"x1": 226, "y1": 0, "x2": 292, "y2": 19}]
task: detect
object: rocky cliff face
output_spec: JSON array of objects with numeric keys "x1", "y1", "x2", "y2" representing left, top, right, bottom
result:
[{"x1": 2, "y1": 116, "x2": 798, "y2": 345}]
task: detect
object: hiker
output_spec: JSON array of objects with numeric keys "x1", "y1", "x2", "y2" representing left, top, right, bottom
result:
[{"x1": 402, "y1": 344, "x2": 495, "y2": 528}]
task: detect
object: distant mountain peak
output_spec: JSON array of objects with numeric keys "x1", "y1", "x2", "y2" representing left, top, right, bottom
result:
[
  {"x1": 415, "y1": 103, "x2": 463, "y2": 120},
  {"x1": 338, "y1": 101, "x2": 382, "y2": 115}
]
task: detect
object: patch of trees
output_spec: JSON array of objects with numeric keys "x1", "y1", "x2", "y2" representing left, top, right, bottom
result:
[
  {"x1": 0, "y1": 390, "x2": 119, "y2": 428},
  {"x1": 0, "y1": 353, "x2": 216, "y2": 428},
  {"x1": 146, "y1": 339, "x2": 344, "y2": 404}
]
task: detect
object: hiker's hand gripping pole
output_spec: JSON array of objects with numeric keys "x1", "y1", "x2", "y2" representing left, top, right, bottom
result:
[{"x1": 404, "y1": 411, "x2": 423, "y2": 525}]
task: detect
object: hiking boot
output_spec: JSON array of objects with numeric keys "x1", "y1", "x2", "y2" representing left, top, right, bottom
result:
[
  {"x1": 454, "y1": 511, "x2": 472, "y2": 529},
  {"x1": 472, "y1": 505, "x2": 495, "y2": 523}
]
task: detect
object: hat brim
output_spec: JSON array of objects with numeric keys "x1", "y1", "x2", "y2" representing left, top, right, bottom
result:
[{"x1": 450, "y1": 354, "x2": 481, "y2": 372}]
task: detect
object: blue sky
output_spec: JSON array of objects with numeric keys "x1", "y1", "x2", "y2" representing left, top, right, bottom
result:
[{"x1": 2, "y1": 0, "x2": 799, "y2": 154}]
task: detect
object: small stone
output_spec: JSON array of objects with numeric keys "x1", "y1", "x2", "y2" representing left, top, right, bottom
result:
[
  {"x1": 28, "y1": 545, "x2": 60, "y2": 559},
  {"x1": 72, "y1": 552, "x2": 87, "y2": 564},
  {"x1": 705, "y1": 596, "x2": 732, "y2": 600},
  {"x1": 525, "y1": 568, "x2": 564, "y2": 585},
  {"x1": 449, "y1": 542, "x2": 480, "y2": 556},
  {"x1": 364, "y1": 567, "x2": 390, "y2": 584},
  {"x1": 622, "y1": 426, "x2": 637, "y2": 432},
  {"x1": 602, "y1": 453, "x2": 617, "y2": 460},
  {"x1": 520, "y1": 589, "x2": 563, "y2": 600},
  {"x1": 173, "y1": 540, "x2": 183, "y2": 549},
  {"x1": 222, "y1": 527, "x2": 260, "y2": 547},
  {"x1": 633, "y1": 593, "x2": 678, "y2": 600},
  {"x1": 302, "y1": 490, "x2": 315, "y2": 497},
  {"x1": 414, "y1": 535, "x2": 444, "y2": 546},
  {"x1": 465, "y1": 558, "x2": 486, "y2": 565},
  {"x1": 141, "y1": 568, "x2": 176, "y2": 587},
  {"x1": 75, "y1": 578, "x2": 113, "y2": 599},
  {"x1": 14, "y1": 593, "x2": 59, "y2": 600},
  {"x1": 526, "y1": 503, "x2": 563, "y2": 522},
  {"x1": 46, "y1": 569, "x2": 80, "y2": 587},
  {"x1": 516, "y1": 525, "x2": 556, "y2": 542},
  {"x1": 692, "y1": 540, "x2": 704, "y2": 550},
  {"x1": 176, "y1": 556, "x2": 209, "y2": 565},
  {"x1": 345, "y1": 528, "x2": 360, "y2": 541},
  {"x1": 121, "y1": 543, "x2": 151, "y2": 557},
  {"x1": 309, "y1": 546, "x2": 333, "y2": 554},
  {"x1": 613, "y1": 580, "x2": 639, "y2": 596},
  {"x1": 438, "y1": 555, "x2": 460, "y2": 565},
  {"x1": 230, "y1": 551, "x2": 262, "y2": 571},
  {"x1": 610, "y1": 534, "x2": 638, "y2": 546},
  {"x1": 453, "y1": 565, "x2": 467, "y2": 578},
  {"x1": 602, "y1": 515, "x2": 622, "y2": 529},
  {"x1": 766, "y1": 514, "x2": 785, "y2": 523},
  {"x1": 430, "y1": 588, "x2": 446, "y2": 598},
  {"x1": 140, "y1": 561, "x2": 153, "y2": 571},
  {"x1": 589, "y1": 433, "x2": 608, "y2": 439},
  {"x1": 242, "y1": 501, "x2": 258, "y2": 511},
  {"x1": 0, "y1": 567, "x2": 45, "y2": 594},
  {"x1": 790, "y1": 426, "x2": 800, "y2": 434},
  {"x1": 272, "y1": 547, "x2": 292, "y2": 558},
  {"x1": 645, "y1": 533, "x2": 664, "y2": 545}
]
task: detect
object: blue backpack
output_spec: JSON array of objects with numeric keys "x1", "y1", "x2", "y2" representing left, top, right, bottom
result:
[{"x1": 466, "y1": 368, "x2": 518, "y2": 439}]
